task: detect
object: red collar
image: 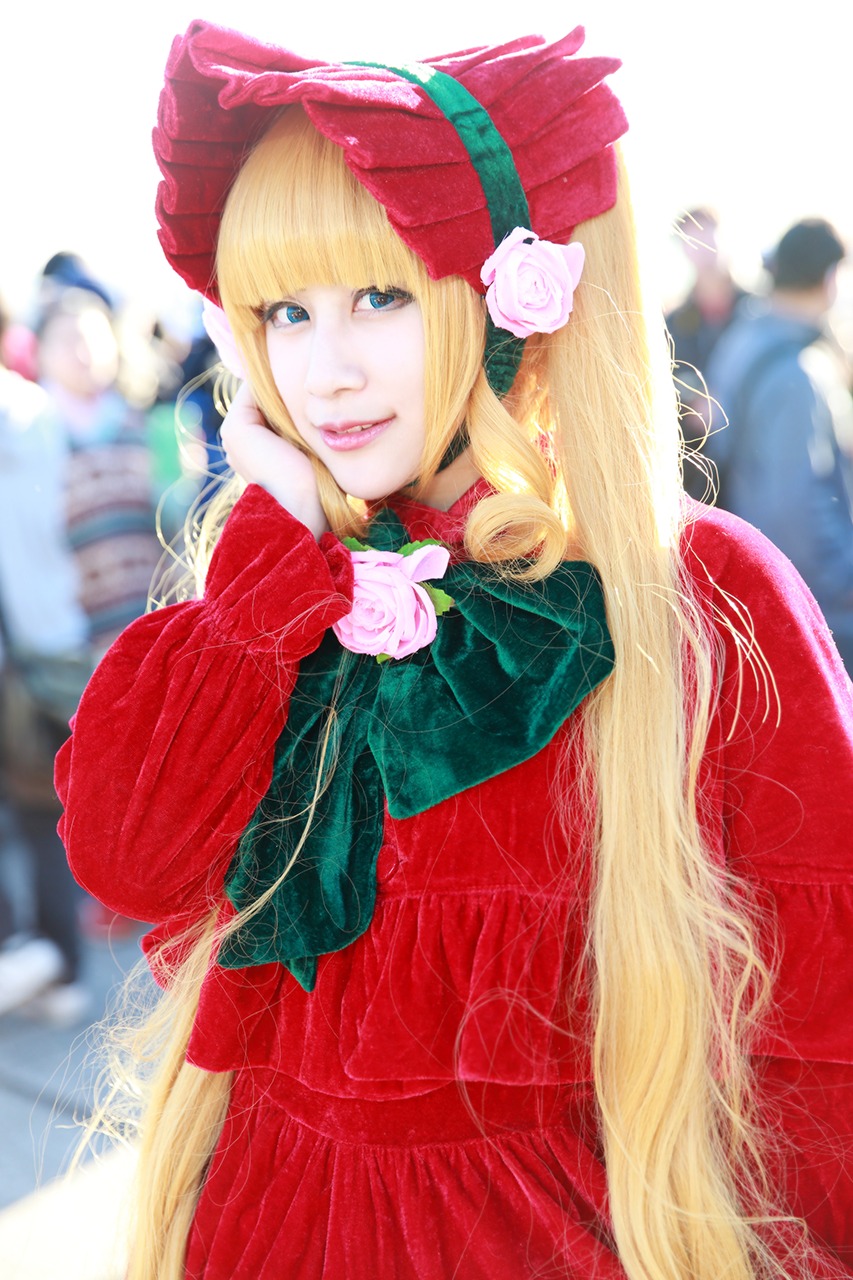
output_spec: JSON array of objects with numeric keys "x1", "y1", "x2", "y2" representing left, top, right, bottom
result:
[{"x1": 381, "y1": 478, "x2": 492, "y2": 553}]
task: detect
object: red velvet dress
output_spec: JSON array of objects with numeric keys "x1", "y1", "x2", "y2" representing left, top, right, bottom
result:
[{"x1": 56, "y1": 484, "x2": 853, "y2": 1278}]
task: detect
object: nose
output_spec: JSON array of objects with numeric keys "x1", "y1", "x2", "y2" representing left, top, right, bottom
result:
[{"x1": 303, "y1": 320, "x2": 366, "y2": 399}]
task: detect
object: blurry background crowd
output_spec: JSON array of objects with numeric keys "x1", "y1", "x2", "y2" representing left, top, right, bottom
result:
[
  {"x1": 0, "y1": 0, "x2": 851, "y2": 1239},
  {"x1": 0, "y1": 250, "x2": 225, "y2": 1028}
]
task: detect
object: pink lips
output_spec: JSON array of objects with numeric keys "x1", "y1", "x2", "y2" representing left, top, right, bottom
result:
[{"x1": 316, "y1": 418, "x2": 392, "y2": 452}]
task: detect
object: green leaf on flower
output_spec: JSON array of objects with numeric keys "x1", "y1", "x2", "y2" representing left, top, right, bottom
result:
[
  {"x1": 376, "y1": 653, "x2": 392, "y2": 665},
  {"x1": 423, "y1": 583, "x2": 455, "y2": 616},
  {"x1": 342, "y1": 536, "x2": 372, "y2": 552},
  {"x1": 396, "y1": 538, "x2": 446, "y2": 557}
]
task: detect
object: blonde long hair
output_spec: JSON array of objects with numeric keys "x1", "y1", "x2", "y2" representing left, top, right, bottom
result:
[{"x1": 121, "y1": 109, "x2": 806, "y2": 1279}]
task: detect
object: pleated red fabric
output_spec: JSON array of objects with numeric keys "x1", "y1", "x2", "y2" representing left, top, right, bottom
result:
[
  {"x1": 152, "y1": 20, "x2": 627, "y2": 298},
  {"x1": 185, "y1": 1076, "x2": 623, "y2": 1280}
]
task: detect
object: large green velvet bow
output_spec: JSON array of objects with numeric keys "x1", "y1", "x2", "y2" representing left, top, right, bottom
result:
[{"x1": 220, "y1": 509, "x2": 614, "y2": 990}]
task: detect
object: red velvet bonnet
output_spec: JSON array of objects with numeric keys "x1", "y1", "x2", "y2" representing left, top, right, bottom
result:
[{"x1": 153, "y1": 20, "x2": 628, "y2": 304}]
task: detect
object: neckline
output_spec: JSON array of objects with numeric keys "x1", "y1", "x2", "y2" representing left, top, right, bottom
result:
[{"x1": 381, "y1": 477, "x2": 492, "y2": 547}]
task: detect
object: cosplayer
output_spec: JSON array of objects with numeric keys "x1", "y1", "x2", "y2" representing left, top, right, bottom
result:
[{"x1": 57, "y1": 18, "x2": 853, "y2": 1280}]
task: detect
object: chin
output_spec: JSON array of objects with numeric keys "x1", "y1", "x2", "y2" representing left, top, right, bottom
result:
[
  {"x1": 334, "y1": 470, "x2": 418, "y2": 505},
  {"x1": 344, "y1": 483, "x2": 400, "y2": 503}
]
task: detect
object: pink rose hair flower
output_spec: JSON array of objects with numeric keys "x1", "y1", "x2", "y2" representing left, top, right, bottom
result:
[
  {"x1": 480, "y1": 227, "x2": 585, "y2": 339},
  {"x1": 333, "y1": 544, "x2": 452, "y2": 662},
  {"x1": 201, "y1": 297, "x2": 248, "y2": 380}
]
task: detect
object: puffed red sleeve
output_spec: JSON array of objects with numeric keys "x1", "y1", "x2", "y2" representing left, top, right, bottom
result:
[
  {"x1": 685, "y1": 503, "x2": 853, "y2": 1265},
  {"x1": 55, "y1": 484, "x2": 353, "y2": 925}
]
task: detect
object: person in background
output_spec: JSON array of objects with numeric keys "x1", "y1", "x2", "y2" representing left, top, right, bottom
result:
[
  {"x1": 0, "y1": 291, "x2": 91, "y2": 1024},
  {"x1": 705, "y1": 218, "x2": 853, "y2": 672},
  {"x1": 38, "y1": 250, "x2": 114, "y2": 314},
  {"x1": 36, "y1": 284, "x2": 162, "y2": 656},
  {"x1": 665, "y1": 207, "x2": 751, "y2": 498},
  {"x1": 36, "y1": 278, "x2": 162, "y2": 943}
]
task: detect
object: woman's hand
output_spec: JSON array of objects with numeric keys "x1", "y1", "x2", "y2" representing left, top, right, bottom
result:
[{"x1": 220, "y1": 382, "x2": 328, "y2": 538}]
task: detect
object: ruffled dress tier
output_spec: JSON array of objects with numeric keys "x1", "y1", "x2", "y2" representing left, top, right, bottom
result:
[{"x1": 56, "y1": 483, "x2": 853, "y2": 1277}]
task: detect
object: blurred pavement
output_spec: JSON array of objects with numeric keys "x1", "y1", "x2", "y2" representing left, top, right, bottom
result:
[{"x1": 0, "y1": 918, "x2": 147, "y2": 1279}]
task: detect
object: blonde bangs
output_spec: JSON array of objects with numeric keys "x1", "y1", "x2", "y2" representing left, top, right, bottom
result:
[{"x1": 218, "y1": 108, "x2": 430, "y2": 318}]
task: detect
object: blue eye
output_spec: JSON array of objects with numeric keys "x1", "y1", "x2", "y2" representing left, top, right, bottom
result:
[
  {"x1": 264, "y1": 302, "x2": 309, "y2": 328},
  {"x1": 280, "y1": 304, "x2": 309, "y2": 326},
  {"x1": 359, "y1": 289, "x2": 412, "y2": 312}
]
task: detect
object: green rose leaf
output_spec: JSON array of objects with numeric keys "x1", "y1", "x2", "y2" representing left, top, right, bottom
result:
[
  {"x1": 423, "y1": 583, "x2": 455, "y2": 616},
  {"x1": 396, "y1": 538, "x2": 446, "y2": 558}
]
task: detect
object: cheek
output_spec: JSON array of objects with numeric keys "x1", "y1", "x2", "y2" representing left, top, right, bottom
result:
[
  {"x1": 386, "y1": 312, "x2": 426, "y2": 408},
  {"x1": 264, "y1": 336, "x2": 314, "y2": 450},
  {"x1": 266, "y1": 333, "x2": 303, "y2": 414}
]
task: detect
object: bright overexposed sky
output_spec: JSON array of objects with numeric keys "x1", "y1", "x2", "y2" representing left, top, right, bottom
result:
[{"x1": 3, "y1": 0, "x2": 851, "y2": 323}]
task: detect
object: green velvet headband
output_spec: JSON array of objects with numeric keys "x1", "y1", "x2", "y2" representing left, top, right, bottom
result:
[{"x1": 354, "y1": 61, "x2": 531, "y2": 398}]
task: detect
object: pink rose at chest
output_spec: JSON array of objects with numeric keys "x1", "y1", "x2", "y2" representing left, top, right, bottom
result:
[
  {"x1": 333, "y1": 544, "x2": 452, "y2": 661},
  {"x1": 480, "y1": 227, "x2": 585, "y2": 339}
]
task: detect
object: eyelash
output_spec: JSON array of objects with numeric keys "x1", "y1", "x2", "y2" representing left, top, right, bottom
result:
[
  {"x1": 261, "y1": 302, "x2": 307, "y2": 328},
  {"x1": 260, "y1": 288, "x2": 413, "y2": 328},
  {"x1": 359, "y1": 288, "x2": 413, "y2": 311}
]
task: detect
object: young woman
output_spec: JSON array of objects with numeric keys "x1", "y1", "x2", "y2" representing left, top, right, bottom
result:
[{"x1": 57, "y1": 19, "x2": 853, "y2": 1280}]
